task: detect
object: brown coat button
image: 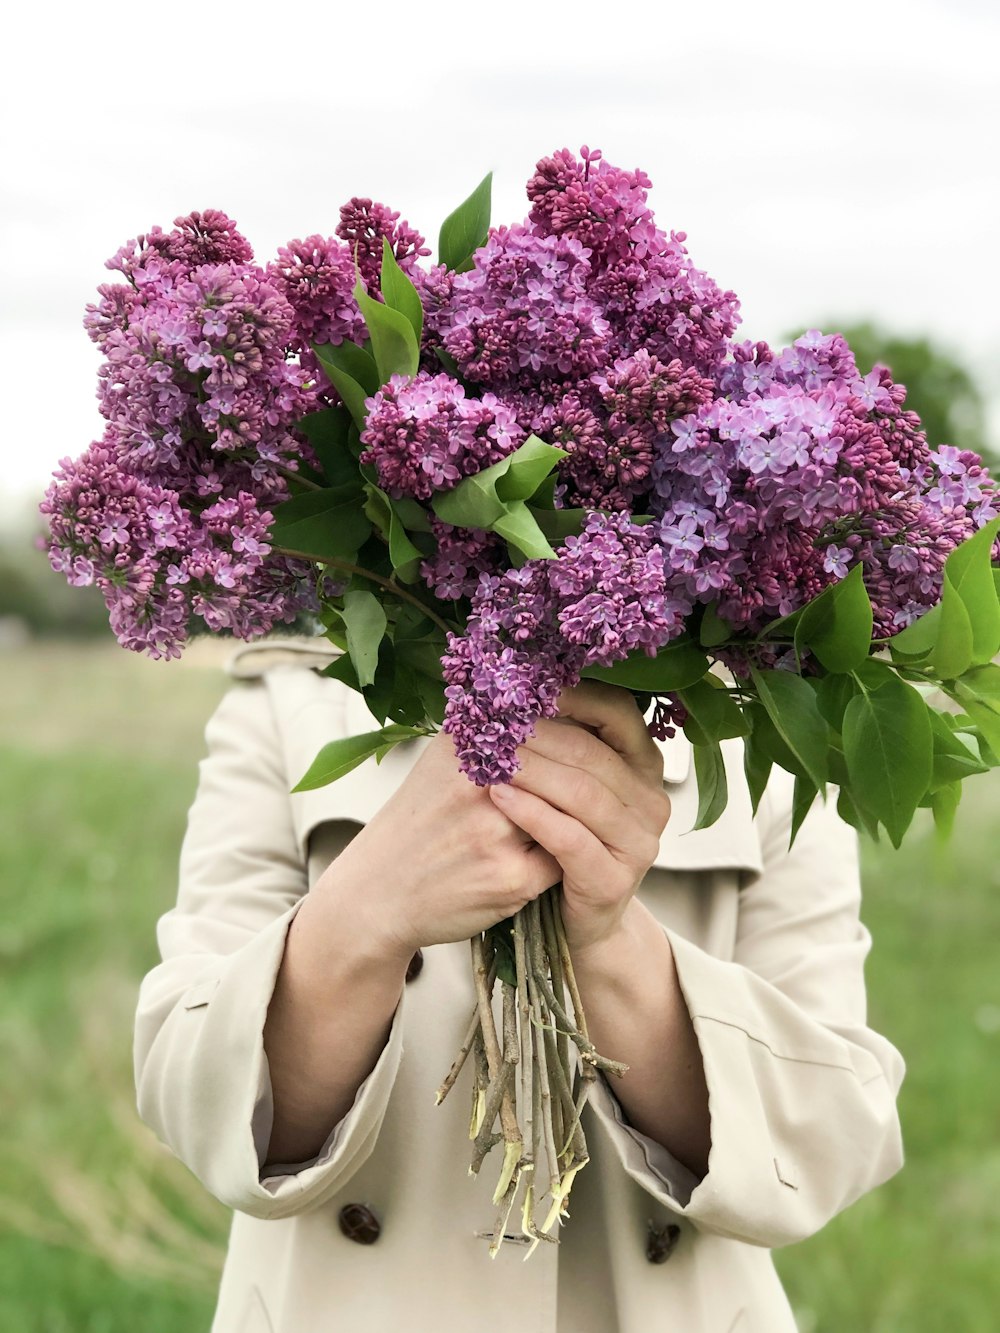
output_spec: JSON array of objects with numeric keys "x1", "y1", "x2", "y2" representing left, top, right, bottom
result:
[
  {"x1": 645, "y1": 1220, "x2": 680, "y2": 1264},
  {"x1": 338, "y1": 1203, "x2": 381, "y2": 1245},
  {"x1": 405, "y1": 949, "x2": 424, "y2": 983}
]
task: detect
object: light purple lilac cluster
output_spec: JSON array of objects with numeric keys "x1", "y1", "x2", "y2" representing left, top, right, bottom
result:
[
  {"x1": 654, "y1": 331, "x2": 997, "y2": 646},
  {"x1": 42, "y1": 211, "x2": 324, "y2": 657},
  {"x1": 359, "y1": 372, "x2": 524, "y2": 500},
  {"x1": 441, "y1": 512, "x2": 688, "y2": 783}
]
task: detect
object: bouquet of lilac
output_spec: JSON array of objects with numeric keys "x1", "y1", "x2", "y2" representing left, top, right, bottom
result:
[{"x1": 42, "y1": 147, "x2": 1000, "y2": 1251}]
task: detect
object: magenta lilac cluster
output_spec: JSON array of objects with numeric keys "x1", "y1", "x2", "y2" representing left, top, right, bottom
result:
[
  {"x1": 268, "y1": 199, "x2": 428, "y2": 387},
  {"x1": 360, "y1": 373, "x2": 524, "y2": 500},
  {"x1": 417, "y1": 146, "x2": 739, "y2": 514},
  {"x1": 42, "y1": 211, "x2": 329, "y2": 656},
  {"x1": 441, "y1": 512, "x2": 688, "y2": 783}
]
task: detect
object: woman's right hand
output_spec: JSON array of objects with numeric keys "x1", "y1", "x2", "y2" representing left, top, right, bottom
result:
[{"x1": 310, "y1": 731, "x2": 563, "y2": 966}]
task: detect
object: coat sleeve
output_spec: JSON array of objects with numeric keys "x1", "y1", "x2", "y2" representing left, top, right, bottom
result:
[
  {"x1": 587, "y1": 767, "x2": 906, "y2": 1248},
  {"x1": 133, "y1": 677, "x2": 406, "y2": 1222}
]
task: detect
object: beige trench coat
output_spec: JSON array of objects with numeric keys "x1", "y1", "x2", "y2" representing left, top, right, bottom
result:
[{"x1": 134, "y1": 639, "x2": 906, "y2": 1333}]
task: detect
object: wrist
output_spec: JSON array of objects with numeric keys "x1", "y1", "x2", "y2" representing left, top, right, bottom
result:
[
  {"x1": 568, "y1": 898, "x2": 653, "y2": 979},
  {"x1": 307, "y1": 856, "x2": 417, "y2": 978}
]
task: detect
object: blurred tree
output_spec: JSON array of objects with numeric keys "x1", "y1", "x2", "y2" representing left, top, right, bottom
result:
[
  {"x1": 786, "y1": 321, "x2": 994, "y2": 463},
  {"x1": 0, "y1": 538, "x2": 109, "y2": 638}
]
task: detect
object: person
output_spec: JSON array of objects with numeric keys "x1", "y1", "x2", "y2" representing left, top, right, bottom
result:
[{"x1": 134, "y1": 637, "x2": 906, "y2": 1333}]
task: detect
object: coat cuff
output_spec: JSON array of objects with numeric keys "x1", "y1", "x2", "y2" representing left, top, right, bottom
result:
[
  {"x1": 137, "y1": 899, "x2": 405, "y2": 1221},
  {"x1": 586, "y1": 925, "x2": 903, "y2": 1248},
  {"x1": 253, "y1": 1002, "x2": 406, "y2": 1196}
]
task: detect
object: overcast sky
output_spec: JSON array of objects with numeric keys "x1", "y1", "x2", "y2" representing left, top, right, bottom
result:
[{"x1": 3, "y1": 0, "x2": 997, "y2": 534}]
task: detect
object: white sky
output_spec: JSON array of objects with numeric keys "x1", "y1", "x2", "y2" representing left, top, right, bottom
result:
[{"x1": 3, "y1": 0, "x2": 998, "y2": 534}]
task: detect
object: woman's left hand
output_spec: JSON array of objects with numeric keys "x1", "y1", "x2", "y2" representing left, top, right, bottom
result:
[{"x1": 488, "y1": 680, "x2": 671, "y2": 955}]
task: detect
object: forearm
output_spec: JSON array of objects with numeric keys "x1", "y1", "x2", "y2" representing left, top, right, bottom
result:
[
  {"x1": 571, "y1": 896, "x2": 711, "y2": 1179},
  {"x1": 262, "y1": 873, "x2": 410, "y2": 1167}
]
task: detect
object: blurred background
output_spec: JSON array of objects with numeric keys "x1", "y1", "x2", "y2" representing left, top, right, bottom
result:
[{"x1": 2, "y1": 1, "x2": 998, "y2": 1328}]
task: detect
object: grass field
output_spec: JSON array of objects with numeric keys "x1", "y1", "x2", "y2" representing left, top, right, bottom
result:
[{"x1": 1, "y1": 640, "x2": 998, "y2": 1331}]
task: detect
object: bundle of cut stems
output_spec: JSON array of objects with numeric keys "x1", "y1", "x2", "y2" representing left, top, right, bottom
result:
[{"x1": 435, "y1": 886, "x2": 628, "y2": 1257}]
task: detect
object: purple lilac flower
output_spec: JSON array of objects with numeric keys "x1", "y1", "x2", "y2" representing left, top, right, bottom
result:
[
  {"x1": 652, "y1": 331, "x2": 998, "y2": 651},
  {"x1": 335, "y1": 196, "x2": 429, "y2": 295},
  {"x1": 268, "y1": 234, "x2": 367, "y2": 385},
  {"x1": 359, "y1": 372, "x2": 525, "y2": 501},
  {"x1": 45, "y1": 215, "x2": 326, "y2": 657},
  {"x1": 547, "y1": 351, "x2": 715, "y2": 510},
  {"x1": 426, "y1": 224, "x2": 610, "y2": 388},
  {"x1": 441, "y1": 512, "x2": 690, "y2": 783},
  {"x1": 40, "y1": 437, "x2": 319, "y2": 659},
  {"x1": 420, "y1": 518, "x2": 507, "y2": 601},
  {"x1": 523, "y1": 148, "x2": 740, "y2": 383},
  {"x1": 526, "y1": 146, "x2": 658, "y2": 265},
  {"x1": 85, "y1": 241, "x2": 315, "y2": 479}
]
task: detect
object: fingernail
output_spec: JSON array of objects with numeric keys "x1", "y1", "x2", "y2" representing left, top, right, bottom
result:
[{"x1": 490, "y1": 784, "x2": 513, "y2": 802}]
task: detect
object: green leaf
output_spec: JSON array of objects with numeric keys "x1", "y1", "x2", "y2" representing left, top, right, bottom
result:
[
  {"x1": 438, "y1": 171, "x2": 492, "y2": 272},
  {"x1": 363, "y1": 639, "x2": 428, "y2": 728},
  {"x1": 836, "y1": 785, "x2": 881, "y2": 841},
  {"x1": 354, "y1": 280, "x2": 420, "y2": 383},
  {"x1": 952, "y1": 669, "x2": 1000, "y2": 757},
  {"x1": 941, "y1": 516, "x2": 1000, "y2": 664},
  {"x1": 530, "y1": 506, "x2": 587, "y2": 541},
  {"x1": 291, "y1": 723, "x2": 423, "y2": 791},
  {"x1": 413, "y1": 670, "x2": 446, "y2": 725},
  {"x1": 432, "y1": 439, "x2": 568, "y2": 538},
  {"x1": 815, "y1": 672, "x2": 860, "y2": 732},
  {"x1": 931, "y1": 573, "x2": 975, "y2": 679},
  {"x1": 495, "y1": 436, "x2": 568, "y2": 502},
  {"x1": 391, "y1": 496, "x2": 433, "y2": 533},
  {"x1": 320, "y1": 653, "x2": 360, "y2": 691},
  {"x1": 679, "y1": 676, "x2": 750, "y2": 745},
  {"x1": 492, "y1": 501, "x2": 557, "y2": 560},
  {"x1": 432, "y1": 474, "x2": 506, "y2": 530},
  {"x1": 790, "y1": 774, "x2": 821, "y2": 846},
  {"x1": 742, "y1": 732, "x2": 773, "y2": 816},
  {"x1": 581, "y1": 638, "x2": 709, "y2": 693},
  {"x1": 749, "y1": 668, "x2": 829, "y2": 789},
  {"x1": 958, "y1": 662, "x2": 1000, "y2": 703},
  {"x1": 922, "y1": 518, "x2": 1000, "y2": 678},
  {"x1": 313, "y1": 340, "x2": 379, "y2": 393},
  {"x1": 747, "y1": 699, "x2": 807, "y2": 781},
  {"x1": 379, "y1": 237, "x2": 423, "y2": 345},
  {"x1": 312, "y1": 343, "x2": 375, "y2": 430},
  {"x1": 842, "y1": 674, "x2": 933, "y2": 847},
  {"x1": 699, "y1": 601, "x2": 732, "y2": 649},
  {"x1": 268, "y1": 489, "x2": 371, "y2": 563},
  {"x1": 388, "y1": 511, "x2": 423, "y2": 582},
  {"x1": 752, "y1": 666, "x2": 832, "y2": 789},
  {"x1": 927, "y1": 708, "x2": 989, "y2": 788},
  {"x1": 692, "y1": 739, "x2": 728, "y2": 831},
  {"x1": 486, "y1": 918, "x2": 517, "y2": 988},
  {"x1": 930, "y1": 781, "x2": 961, "y2": 837},
  {"x1": 886, "y1": 602, "x2": 941, "y2": 661},
  {"x1": 362, "y1": 485, "x2": 424, "y2": 582},
  {"x1": 395, "y1": 637, "x2": 444, "y2": 680},
  {"x1": 294, "y1": 407, "x2": 362, "y2": 491},
  {"x1": 341, "y1": 589, "x2": 387, "y2": 689},
  {"x1": 794, "y1": 564, "x2": 873, "y2": 673},
  {"x1": 432, "y1": 436, "x2": 567, "y2": 530}
]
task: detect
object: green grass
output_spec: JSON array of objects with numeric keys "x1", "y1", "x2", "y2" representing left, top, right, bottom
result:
[
  {"x1": 1, "y1": 641, "x2": 998, "y2": 1330},
  {"x1": 775, "y1": 775, "x2": 1000, "y2": 1332}
]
